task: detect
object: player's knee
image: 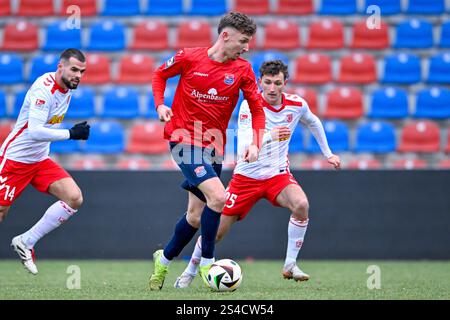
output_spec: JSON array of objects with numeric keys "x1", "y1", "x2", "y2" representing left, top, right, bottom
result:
[
  {"x1": 186, "y1": 212, "x2": 201, "y2": 228},
  {"x1": 292, "y1": 198, "x2": 309, "y2": 219},
  {"x1": 207, "y1": 193, "x2": 227, "y2": 212},
  {"x1": 66, "y1": 190, "x2": 83, "y2": 210}
]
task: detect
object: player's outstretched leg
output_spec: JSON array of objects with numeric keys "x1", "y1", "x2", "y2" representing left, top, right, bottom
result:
[
  {"x1": 149, "y1": 249, "x2": 169, "y2": 290},
  {"x1": 11, "y1": 235, "x2": 38, "y2": 275},
  {"x1": 174, "y1": 237, "x2": 202, "y2": 288},
  {"x1": 282, "y1": 263, "x2": 310, "y2": 282}
]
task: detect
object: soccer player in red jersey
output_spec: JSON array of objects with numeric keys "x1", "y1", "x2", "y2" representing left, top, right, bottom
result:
[
  {"x1": 0, "y1": 49, "x2": 90, "y2": 275},
  {"x1": 174, "y1": 60, "x2": 341, "y2": 288},
  {"x1": 149, "y1": 12, "x2": 266, "y2": 290}
]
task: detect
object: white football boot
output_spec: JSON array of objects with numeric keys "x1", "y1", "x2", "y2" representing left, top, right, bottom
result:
[
  {"x1": 174, "y1": 271, "x2": 196, "y2": 288},
  {"x1": 11, "y1": 235, "x2": 38, "y2": 275},
  {"x1": 282, "y1": 263, "x2": 309, "y2": 282}
]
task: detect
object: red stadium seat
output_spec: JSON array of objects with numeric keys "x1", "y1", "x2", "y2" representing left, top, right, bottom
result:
[
  {"x1": 299, "y1": 158, "x2": 334, "y2": 170},
  {"x1": 263, "y1": 20, "x2": 301, "y2": 50},
  {"x1": 18, "y1": 0, "x2": 54, "y2": 16},
  {"x1": 350, "y1": 20, "x2": 389, "y2": 49},
  {"x1": 437, "y1": 158, "x2": 450, "y2": 169},
  {"x1": 323, "y1": 87, "x2": 364, "y2": 119},
  {"x1": 61, "y1": 0, "x2": 97, "y2": 16},
  {"x1": 446, "y1": 130, "x2": 450, "y2": 153},
  {"x1": 116, "y1": 158, "x2": 153, "y2": 170},
  {"x1": 307, "y1": 19, "x2": 344, "y2": 49},
  {"x1": 293, "y1": 54, "x2": 332, "y2": 84},
  {"x1": 276, "y1": 0, "x2": 314, "y2": 15},
  {"x1": 2, "y1": 22, "x2": 38, "y2": 51},
  {"x1": 346, "y1": 159, "x2": 382, "y2": 170},
  {"x1": 287, "y1": 87, "x2": 318, "y2": 114},
  {"x1": 398, "y1": 121, "x2": 441, "y2": 153},
  {"x1": 127, "y1": 121, "x2": 168, "y2": 155},
  {"x1": 174, "y1": 20, "x2": 212, "y2": 49},
  {"x1": 338, "y1": 53, "x2": 377, "y2": 84},
  {"x1": 116, "y1": 54, "x2": 154, "y2": 84},
  {"x1": 235, "y1": 0, "x2": 269, "y2": 15},
  {"x1": 0, "y1": 122, "x2": 13, "y2": 145},
  {"x1": 161, "y1": 158, "x2": 179, "y2": 170},
  {"x1": 0, "y1": 0, "x2": 11, "y2": 16},
  {"x1": 70, "y1": 158, "x2": 107, "y2": 170},
  {"x1": 129, "y1": 20, "x2": 168, "y2": 51},
  {"x1": 82, "y1": 54, "x2": 111, "y2": 84},
  {"x1": 392, "y1": 158, "x2": 428, "y2": 169}
]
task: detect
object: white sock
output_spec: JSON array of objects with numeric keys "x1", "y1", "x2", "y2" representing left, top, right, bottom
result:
[
  {"x1": 200, "y1": 257, "x2": 215, "y2": 267},
  {"x1": 185, "y1": 236, "x2": 202, "y2": 275},
  {"x1": 159, "y1": 253, "x2": 171, "y2": 266},
  {"x1": 284, "y1": 216, "x2": 308, "y2": 268},
  {"x1": 22, "y1": 201, "x2": 77, "y2": 249}
]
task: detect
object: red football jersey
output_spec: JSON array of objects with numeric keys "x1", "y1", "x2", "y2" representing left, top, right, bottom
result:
[{"x1": 152, "y1": 47, "x2": 265, "y2": 155}]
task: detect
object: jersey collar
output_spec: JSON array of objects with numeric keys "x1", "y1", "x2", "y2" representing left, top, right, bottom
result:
[
  {"x1": 49, "y1": 74, "x2": 69, "y2": 94},
  {"x1": 261, "y1": 93, "x2": 286, "y2": 113}
]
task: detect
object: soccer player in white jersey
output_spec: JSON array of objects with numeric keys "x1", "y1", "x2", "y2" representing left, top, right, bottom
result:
[
  {"x1": 174, "y1": 60, "x2": 341, "y2": 288},
  {"x1": 0, "y1": 49, "x2": 90, "y2": 275}
]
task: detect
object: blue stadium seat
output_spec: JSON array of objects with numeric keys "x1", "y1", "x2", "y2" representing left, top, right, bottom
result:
[
  {"x1": 251, "y1": 51, "x2": 289, "y2": 79},
  {"x1": 363, "y1": 0, "x2": 401, "y2": 15},
  {"x1": 289, "y1": 126, "x2": 304, "y2": 153},
  {"x1": 11, "y1": 89, "x2": 27, "y2": 118},
  {"x1": 406, "y1": 0, "x2": 445, "y2": 14},
  {"x1": 368, "y1": 87, "x2": 409, "y2": 119},
  {"x1": 145, "y1": 87, "x2": 176, "y2": 118},
  {"x1": 414, "y1": 87, "x2": 450, "y2": 119},
  {"x1": 354, "y1": 121, "x2": 396, "y2": 153},
  {"x1": 382, "y1": 54, "x2": 421, "y2": 84},
  {"x1": 0, "y1": 90, "x2": 6, "y2": 118},
  {"x1": 101, "y1": 0, "x2": 140, "y2": 16},
  {"x1": 87, "y1": 20, "x2": 125, "y2": 51},
  {"x1": 66, "y1": 87, "x2": 96, "y2": 119},
  {"x1": 225, "y1": 120, "x2": 238, "y2": 156},
  {"x1": 231, "y1": 93, "x2": 244, "y2": 119},
  {"x1": 147, "y1": 0, "x2": 183, "y2": 15},
  {"x1": 50, "y1": 122, "x2": 80, "y2": 154},
  {"x1": 439, "y1": 21, "x2": 450, "y2": 48},
  {"x1": 188, "y1": 0, "x2": 227, "y2": 15},
  {"x1": 0, "y1": 54, "x2": 23, "y2": 84},
  {"x1": 43, "y1": 20, "x2": 81, "y2": 51},
  {"x1": 29, "y1": 54, "x2": 58, "y2": 82},
  {"x1": 319, "y1": 0, "x2": 357, "y2": 15},
  {"x1": 102, "y1": 87, "x2": 140, "y2": 119},
  {"x1": 306, "y1": 120, "x2": 349, "y2": 153},
  {"x1": 158, "y1": 54, "x2": 180, "y2": 86},
  {"x1": 83, "y1": 121, "x2": 125, "y2": 153},
  {"x1": 427, "y1": 53, "x2": 450, "y2": 84},
  {"x1": 394, "y1": 19, "x2": 433, "y2": 49}
]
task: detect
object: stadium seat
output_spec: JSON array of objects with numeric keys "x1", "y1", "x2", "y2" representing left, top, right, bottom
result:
[
  {"x1": 289, "y1": 126, "x2": 304, "y2": 153},
  {"x1": 323, "y1": 87, "x2": 363, "y2": 119},
  {"x1": 70, "y1": 158, "x2": 107, "y2": 170},
  {"x1": 0, "y1": 54, "x2": 24, "y2": 84},
  {"x1": 61, "y1": 0, "x2": 97, "y2": 16},
  {"x1": 414, "y1": 87, "x2": 450, "y2": 119},
  {"x1": 293, "y1": 54, "x2": 332, "y2": 84},
  {"x1": 394, "y1": 19, "x2": 433, "y2": 49},
  {"x1": 346, "y1": 159, "x2": 382, "y2": 170},
  {"x1": 101, "y1": 0, "x2": 140, "y2": 16},
  {"x1": 44, "y1": 20, "x2": 82, "y2": 51},
  {"x1": 0, "y1": 90, "x2": 7, "y2": 118},
  {"x1": 102, "y1": 87, "x2": 140, "y2": 119},
  {"x1": 116, "y1": 158, "x2": 153, "y2": 170},
  {"x1": 368, "y1": 87, "x2": 409, "y2": 119},
  {"x1": 147, "y1": 0, "x2": 183, "y2": 15},
  {"x1": 84, "y1": 121, "x2": 125, "y2": 154},
  {"x1": 363, "y1": 0, "x2": 401, "y2": 15},
  {"x1": 18, "y1": 0, "x2": 54, "y2": 16},
  {"x1": 446, "y1": 130, "x2": 450, "y2": 153},
  {"x1": 262, "y1": 20, "x2": 301, "y2": 50},
  {"x1": 82, "y1": 54, "x2": 111, "y2": 84},
  {"x1": 0, "y1": 122, "x2": 13, "y2": 145},
  {"x1": 299, "y1": 158, "x2": 334, "y2": 170},
  {"x1": 406, "y1": 0, "x2": 445, "y2": 14},
  {"x1": 127, "y1": 121, "x2": 167, "y2": 154},
  {"x1": 398, "y1": 121, "x2": 440, "y2": 153},
  {"x1": 29, "y1": 54, "x2": 58, "y2": 83},
  {"x1": 234, "y1": 0, "x2": 270, "y2": 15},
  {"x1": 392, "y1": 158, "x2": 428, "y2": 169},
  {"x1": 437, "y1": 158, "x2": 450, "y2": 169},
  {"x1": 2, "y1": 21, "x2": 38, "y2": 51},
  {"x1": 188, "y1": 0, "x2": 227, "y2": 15},
  {"x1": 439, "y1": 21, "x2": 450, "y2": 48},
  {"x1": 116, "y1": 54, "x2": 154, "y2": 84},
  {"x1": 354, "y1": 121, "x2": 396, "y2": 153},
  {"x1": 338, "y1": 53, "x2": 377, "y2": 84},
  {"x1": 174, "y1": 20, "x2": 212, "y2": 49},
  {"x1": 427, "y1": 53, "x2": 450, "y2": 84},
  {"x1": 251, "y1": 51, "x2": 289, "y2": 78},
  {"x1": 276, "y1": 0, "x2": 314, "y2": 15},
  {"x1": 146, "y1": 87, "x2": 176, "y2": 117},
  {"x1": 350, "y1": 20, "x2": 389, "y2": 49},
  {"x1": 382, "y1": 54, "x2": 422, "y2": 84},
  {"x1": 50, "y1": 123, "x2": 80, "y2": 154},
  {"x1": 12, "y1": 89, "x2": 28, "y2": 118},
  {"x1": 319, "y1": 0, "x2": 357, "y2": 15},
  {"x1": 0, "y1": 0, "x2": 11, "y2": 16},
  {"x1": 86, "y1": 20, "x2": 125, "y2": 51},
  {"x1": 65, "y1": 87, "x2": 96, "y2": 119},
  {"x1": 129, "y1": 20, "x2": 168, "y2": 51},
  {"x1": 306, "y1": 19, "x2": 344, "y2": 49},
  {"x1": 287, "y1": 87, "x2": 318, "y2": 115},
  {"x1": 306, "y1": 120, "x2": 349, "y2": 153}
]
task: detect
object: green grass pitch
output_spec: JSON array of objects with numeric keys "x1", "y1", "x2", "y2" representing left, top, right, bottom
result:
[{"x1": 1, "y1": 260, "x2": 449, "y2": 300}]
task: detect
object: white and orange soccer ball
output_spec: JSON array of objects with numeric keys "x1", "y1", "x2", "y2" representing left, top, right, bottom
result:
[{"x1": 207, "y1": 259, "x2": 243, "y2": 292}]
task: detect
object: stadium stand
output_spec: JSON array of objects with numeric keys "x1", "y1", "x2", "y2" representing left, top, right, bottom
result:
[
  {"x1": 398, "y1": 121, "x2": 441, "y2": 153},
  {"x1": 129, "y1": 20, "x2": 169, "y2": 51},
  {"x1": 276, "y1": 0, "x2": 314, "y2": 15},
  {"x1": 293, "y1": 53, "x2": 332, "y2": 84},
  {"x1": 2, "y1": 21, "x2": 38, "y2": 51},
  {"x1": 368, "y1": 87, "x2": 409, "y2": 119},
  {"x1": 44, "y1": 20, "x2": 82, "y2": 52},
  {"x1": 306, "y1": 19, "x2": 344, "y2": 49},
  {"x1": 323, "y1": 87, "x2": 363, "y2": 119},
  {"x1": 60, "y1": 0, "x2": 97, "y2": 16},
  {"x1": 17, "y1": 0, "x2": 55, "y2": 16},
  {"x1": 262, "y1": 20, "x2": 301, "y2": 50},
  {"x1": 306, "y1": 120, "x2": 350, "y2": 153}
]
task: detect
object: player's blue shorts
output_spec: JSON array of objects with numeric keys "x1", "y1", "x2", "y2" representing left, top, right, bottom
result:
[{"x1": 169, "y1": 142, "x2": 223, "y2": 202}]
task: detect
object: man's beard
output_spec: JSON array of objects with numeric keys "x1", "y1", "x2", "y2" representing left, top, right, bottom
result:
[{"x1": 62, "y1": 75, "x2": 79, "y2": 89}]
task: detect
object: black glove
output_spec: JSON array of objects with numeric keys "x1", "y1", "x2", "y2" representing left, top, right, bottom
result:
[{"x1": 69, "y1": 121, "x2": 90, "y2": 140}]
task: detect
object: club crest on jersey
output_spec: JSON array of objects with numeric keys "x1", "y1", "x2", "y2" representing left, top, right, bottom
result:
[
  {"x1": 286, "y1": 113, "x2": 293, "y2": 123},
  {"x1": 224, "y1": 73, "x2": 234, "y2": 85},
  {"x1": 35, "y1": 99, "x2": 46, "y2": 106},
  {"x1": 194, "y1": 166, "x2": 207, "y2": 178}
]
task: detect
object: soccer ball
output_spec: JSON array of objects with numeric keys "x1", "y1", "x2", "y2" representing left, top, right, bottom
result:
[{"x1": 207, "y1": 259, "x2": 243, "y2": 292}]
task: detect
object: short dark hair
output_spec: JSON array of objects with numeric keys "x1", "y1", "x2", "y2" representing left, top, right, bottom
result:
[
  {"x1": 60, "y1": 48, "x2": 85, "y2": 63},
  {"x1": 218, "y1": 12, "x2": 257, "y2": 36},
  {"x1": 259, "y1": 60, "x2": 289, "y2": 80}
]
